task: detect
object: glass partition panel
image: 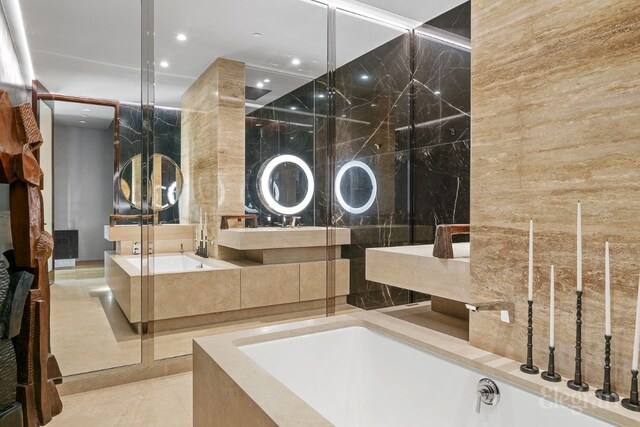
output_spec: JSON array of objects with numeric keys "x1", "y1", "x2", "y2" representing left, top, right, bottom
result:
[
  {"x1": 15, "y1": 0, "x2": 144, "y2": 376},
  {"x1": 152, "y1": 0, "x2": 330, "y2": 360},
  {"x1": 334, "y1": 10, "x2": 413, "y2": 310}
]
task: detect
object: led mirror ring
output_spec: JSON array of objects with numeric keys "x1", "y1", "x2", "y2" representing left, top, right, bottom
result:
[
  {"x1": 258, "y1": 154, "x2": 315, "y2": 215},
  {"x1": 335, "y1": 160, "x2": 377, "y2": 214}
]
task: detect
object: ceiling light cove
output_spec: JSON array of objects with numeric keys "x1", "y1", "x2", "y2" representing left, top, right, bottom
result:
[
  {"x1": 159, "y1": 60, "x2": 169, "y2": 68},
  {"x1": 291, "y1": 58, "x2": 301, "y2": 66},
  {"x1": 176, "y1": 33, "x2": 187, "y2": 41}
]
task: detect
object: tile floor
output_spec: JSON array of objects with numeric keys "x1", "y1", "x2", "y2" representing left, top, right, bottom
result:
[{"x1": 48, "y1": 372, "x2": 193, "y2": 427}]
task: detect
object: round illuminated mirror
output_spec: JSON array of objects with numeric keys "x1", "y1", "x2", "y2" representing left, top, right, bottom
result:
[
  {"x1": 257, "y1": 154, "x2": 314, "y2": 215},
  {"x1": 120, "y1": 154, "x2": 183, "y2": 211},
  {"x1": 335, "y1": 160, "x2": 377, "y2": 214}
]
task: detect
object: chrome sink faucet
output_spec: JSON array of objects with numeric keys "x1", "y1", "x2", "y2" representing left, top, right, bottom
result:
[{"x1": 465, "y1": 301, "x2": 514, "y2": 323}]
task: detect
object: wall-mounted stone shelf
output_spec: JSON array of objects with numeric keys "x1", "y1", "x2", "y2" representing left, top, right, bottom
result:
[
  {"x1": 104, "y1": 224, "x2": 195, "y2": 254},
  {"x1": 365, "y1": 242, "x2": 469, "y2": 303}
]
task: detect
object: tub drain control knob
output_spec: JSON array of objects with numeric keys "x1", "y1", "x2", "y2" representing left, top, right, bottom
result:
[{"x1": 476, "y1": 378, "x2": 500, "y2": 414}]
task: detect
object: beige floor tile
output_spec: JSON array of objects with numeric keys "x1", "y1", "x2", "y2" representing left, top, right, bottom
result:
[{"x1": 49, "y1": 373, "x2": 193, "y2": 427}]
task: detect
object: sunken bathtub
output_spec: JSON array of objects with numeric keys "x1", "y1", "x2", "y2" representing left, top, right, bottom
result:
[
  {"x1": 105, "y1": 252, "x2": 241, "y2": 325},
  {"x1": 194, "y1": 311, "x2": 634, "y2": 426}
]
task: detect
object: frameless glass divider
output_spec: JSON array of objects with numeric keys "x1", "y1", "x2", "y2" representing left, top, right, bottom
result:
[{"x1": 140, "y1": 0, "x2": 155, "y2": 365}]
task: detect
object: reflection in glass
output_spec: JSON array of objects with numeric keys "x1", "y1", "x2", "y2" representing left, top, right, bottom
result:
[
  {"x1": 120, "y1": 153, "x2": 183, "y2": 211},
  {"x1": 335, "y1": 160, "x2": 377, "y2": 214}
]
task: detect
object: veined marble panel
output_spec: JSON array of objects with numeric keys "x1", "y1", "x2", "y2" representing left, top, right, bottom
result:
[
  {"x1": 471, "y1": 0, "x2": 640, "y2": 392},
  {"x1": 181, "y1": 58, "x2": 246, "y2": 259}
]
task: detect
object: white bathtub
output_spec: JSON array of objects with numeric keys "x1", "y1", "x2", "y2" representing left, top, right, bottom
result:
[
  {"x1": 124, "y1": 254, "x2": 214, "y2": 274},
  {"x1": 239, "y1": 326, "x2": 611, "y2": 427}
]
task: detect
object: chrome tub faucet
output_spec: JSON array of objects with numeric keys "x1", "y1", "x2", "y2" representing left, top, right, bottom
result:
[{"x1": 465, "y1": 301, "x2": 514, "y2": 323}]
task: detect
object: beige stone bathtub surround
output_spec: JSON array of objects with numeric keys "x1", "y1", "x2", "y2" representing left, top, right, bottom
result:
[{"x1": 194, "y1": 311, "x2": 640, "y2": 426}]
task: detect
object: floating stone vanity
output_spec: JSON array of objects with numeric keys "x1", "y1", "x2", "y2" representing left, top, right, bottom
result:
[
  {"x1": 104, "y1": 226, "x2": 351, "y2": 328},
  {"x1": 366, "y1": 242, "x2": 470, "y2": 318}
]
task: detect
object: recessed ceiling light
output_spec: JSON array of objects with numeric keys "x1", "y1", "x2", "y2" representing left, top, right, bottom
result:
[
  {"x1": 256, "y1": 82, "x2": 264, "y2": 88},
  {"x1": 81, "y1": 114, "x2": 88, "y2": 117},
  {"x1": 360, "y1": 74, "x2": 369, "y2": 80},
  {"x1": 341, "y1": 114, "x2": 346, "y2": 117},
  {"x1": 82, "y1": 108, "x2": 90, "y2": 112},
  {"x1": 290, "y1": 106, "x2": 297, "y2": 110},
  {"x1": 252, "y1": 32, "x2": 262, "y2": 38},
  {"x1": 256, "y1": 123, "x2": 262, "y2": 127},
  {"x1": 159, "y1": 60, "x2": 169, "y2": 68},
  {"x1": 371, "y1": 103, "x2": 377, "y2": 107},
  {"x1": 79, "y1": 120, "x2": 87, "y2": 124},
  {"x1": 317, "y1": 94, "x2": 325, "y2": 99},
  {"x1": 263, "y1": 79, "x2": 270, "y2": 83},
  {"x1": 176, "y1": 33, "x2": 187, "y2": 41},
  {"x1": 291, "y1": 58, "x2": 301, "y2": 66},
  {"x1": 434, "y1": 90, "x2": 441, "y2": 95}
]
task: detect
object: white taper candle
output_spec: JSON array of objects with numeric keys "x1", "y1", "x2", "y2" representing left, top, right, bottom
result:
[
  {"x1": 632, "y1": 276, "x2": 640, "y2": 371},
  {"x1": 577, "y1": 201, "x2": 582, "y2": 292},
  {"x1": 528, "y1": 219, "x2": 534, "y2": 301},
  {"x1": 550, "y1": 265, "x2": 555, "y2": 348},
  {"x1": 605, "y1": 241, "x2": 612, "y2": 336}
]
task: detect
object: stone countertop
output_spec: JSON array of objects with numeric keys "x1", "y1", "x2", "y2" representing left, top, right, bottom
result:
[
  {"x1": 365, "y1": 242, "x2": 470, "y2": 302},
  {"x1": 194, "y1": 310, "x2": 638, "y2": 426},
  {"x1": 217, "y1": 226, "x2": 351, "y2": 250}
]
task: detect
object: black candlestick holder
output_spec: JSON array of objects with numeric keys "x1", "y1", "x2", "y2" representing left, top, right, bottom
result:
[
  {"x1": 520, "y1": 300, "x2": 539, "y2": 374},
  {"x1": 621, "y1": 370, "x2": 640, "y2": 411},
  {"x1": 541, "y1": 346, "x2": 561, "y2": 382},
  {"x1": 568, "y1": 290, "x2": 589, "y2": 391},
  {"x1": 595, "y1": 335, "x2": 619, "y2": 402}
]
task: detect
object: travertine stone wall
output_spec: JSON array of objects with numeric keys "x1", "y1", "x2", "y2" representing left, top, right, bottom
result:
[
  {"x1": 181, "y1": 58, "x2": 245, "y2": 258},
  {"x1": 470, "y1": 0, "x2": 640, "y2": 390}
]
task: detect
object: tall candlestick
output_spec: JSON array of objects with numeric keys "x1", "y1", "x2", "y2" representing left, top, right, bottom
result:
[
  {"x1": 623, "y1": 276, "x2": 640, "y2": 411},
  {"x1": 577, "y1": 201, "x2": 582, "y2": 292},
  {"x1": 528, "y1": 219, "x2": 534, "y2": 301},
  {"x1": 605, "y1": 241, "x2": 612, "y2": 337},
  {"x1": 550, "y1": 265, "x2": 555, "y2": 348},
  {"x1": 632, "y1": 276, "x2": 640, "y2": 371}
]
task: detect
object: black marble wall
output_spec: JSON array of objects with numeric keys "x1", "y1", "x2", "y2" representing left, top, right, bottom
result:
[
  {"x1": 245, "y1": 2, "x2": 470, "y2": 310},
  {"x1": 337, "y1": 2, "x2": 470, "y2": 309},
  {"x1": 118, "y1": 104, "x2": 182, "y2": 223}
]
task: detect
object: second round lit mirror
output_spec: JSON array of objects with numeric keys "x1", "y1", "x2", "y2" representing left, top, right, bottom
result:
[
  {"x1": 335, "y1": 160, "x2": 377, "y2": 214},
  {"x1": 119, "y1": 153, "x2": 183, "y2": 211}
]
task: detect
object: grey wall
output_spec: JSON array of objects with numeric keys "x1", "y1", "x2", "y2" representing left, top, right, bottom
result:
[{"x1": 54, "y1": 124, "x2": 114, "y2": 261}]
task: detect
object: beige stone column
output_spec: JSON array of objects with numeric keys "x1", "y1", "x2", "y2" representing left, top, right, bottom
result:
[{"x1": 181, "y1": 58, "x2": 245, "y2": 259}]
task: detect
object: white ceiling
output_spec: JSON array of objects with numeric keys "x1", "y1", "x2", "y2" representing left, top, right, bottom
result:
[{"x1": 19, "y1": 0, "x2": 464, "y2": 128}]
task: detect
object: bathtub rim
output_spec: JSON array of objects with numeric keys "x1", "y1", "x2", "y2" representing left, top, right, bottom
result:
[
  {"x1": 194, "y1": 310, "x2": 634, "y2": 427},
  {"x1": 111, "y1": 252, "x2": 242, "y2": 276}
]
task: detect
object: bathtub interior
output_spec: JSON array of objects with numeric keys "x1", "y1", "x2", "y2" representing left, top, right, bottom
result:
[
  {"x1": 239, "y1": 326, "x2": 610, "y2": 427},
  {"x1": 125, "y1": 254, "x2": 215, "y2": 274}
]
